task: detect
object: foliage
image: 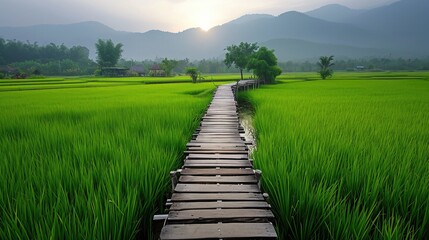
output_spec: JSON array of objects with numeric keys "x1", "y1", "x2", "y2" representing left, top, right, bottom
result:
[
  {"x1": 247, "y1": 47, "x2": 282, "y2": 84},
  {"x1": 160, "y1": 58, "x2": 178, "y2": 77},
  {"x1": 0, "y1": 38, "x2": 95, "y2": 75},
  {"x1": 0, "y1": 82, "x2": 215, "y2": 239},
  {"x1": 318, "y1": 55, "x2": 335, "y2": 79},
  {"x1": 224, "y1": 42, "x2": 259, "y2": 80},
  {"x1": 11, "y1": 59, "x2": 97, "y2": 76},
  {"x1": 0, "y1": 38, "x2": 90, "y2": 65},
  {"x1": 240, "y1": 75, "x2": 429, "y2": 239},
  {"x1": 95, "y1": 39, "x2": 123, "y2": 68},
  {"x1": 185, "y1": 67, "x2": 199, "y2": 83}
]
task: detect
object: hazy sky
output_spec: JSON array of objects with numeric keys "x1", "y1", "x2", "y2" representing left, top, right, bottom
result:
[{"x1": 0, "y1": 0, "x2": 397, "y2": 32}]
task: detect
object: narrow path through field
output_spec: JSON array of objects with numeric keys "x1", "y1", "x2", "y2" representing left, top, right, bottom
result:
[{"x1": 159, "y1": 82, "x2": 277, "y2": 239}]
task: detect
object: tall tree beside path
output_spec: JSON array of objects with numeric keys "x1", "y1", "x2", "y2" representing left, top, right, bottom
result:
[
  {"x1": 95, "y1": 39, "x2": 123, "y2": 68},
  {"x1": 224, "y1": 42, "x2": 259, "y2": 80},
  {"x1": 247, "y1": 47, "x2": 282, "y2": 84},
  {"x1": 318, "y1": 55, "x2": 335, "y2": 79}
]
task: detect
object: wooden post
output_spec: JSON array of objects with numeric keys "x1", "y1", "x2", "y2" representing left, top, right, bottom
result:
[
  {"x1": 255, "y1": 169, "x2": 262, "y2": 190},
  {"x1": 170, "y1": 171, "x2": 178, "y2": 194}
]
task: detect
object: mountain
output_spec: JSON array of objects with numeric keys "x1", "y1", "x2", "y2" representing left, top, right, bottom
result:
[
  {"x1": 0, "y1": 21, "x2": 118, "y2": 47},
  {"x1": 345, "y1": 0, "x2": 429, "y2": 51},
  {"x1": 261, "y1": 39, "x2": 394, "y2": 61},
  {"x1": 226, "y1": 14, "x2": 275, "y2": 25},
  {"x1": 0, "y1": 0, "x2": 428, "y2": 61},
  {"x1": 306, "y1": 4, "x2": 367, "y2": 22}
]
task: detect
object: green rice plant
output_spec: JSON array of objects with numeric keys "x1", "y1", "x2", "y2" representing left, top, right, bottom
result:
[
  {"x1": 0, "y1": 83, "x2": 215, "y2": 239},
  {"x1": 240, "y1": 75, "x2": 429, "y2": 239}
]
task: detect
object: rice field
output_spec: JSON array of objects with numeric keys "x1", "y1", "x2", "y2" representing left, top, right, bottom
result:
[
  {"x1": 240, "y1": 74, "x2": 429, "y2": 239},
  {"x1": 0, "y1": 82, "x2": 215, "y2": 239},
  {"x1": 0, "y1": 74, "x2": 245, "y2": 92},
  {"x1": 2, "y1": 72, "x2": 429, "y2": 239}
]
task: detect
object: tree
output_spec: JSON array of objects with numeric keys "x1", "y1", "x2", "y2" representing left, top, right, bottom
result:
[
  {"x1": 185, "y1": 67, "x2": 199, "y2": 83},
  {"x1": 247, "y1": 47, "x2": 282, "y2": 84},
  {"x1": 95, "y1": 39, "x2": 123, "y2": 68},
  {"x1": 318, "y1": 55, "x2": 334, "y2": 79},
  {"x1": 160, "y1": 58, "x2": 178, "y2": 77},
  {"x1": 224, "y1": 42, "x2": 259, "y2": 80}
]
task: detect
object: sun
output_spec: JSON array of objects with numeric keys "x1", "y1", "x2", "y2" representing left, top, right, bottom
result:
[
  {"x1": 197, "y1": 9, "x2": 213, "y2": 31},
  {"x1": 200, "y1": 22, "x2": 210, "y2": 31},
  {"x1": 200, "y1": 22, "x2": 211, "y2": 31}
]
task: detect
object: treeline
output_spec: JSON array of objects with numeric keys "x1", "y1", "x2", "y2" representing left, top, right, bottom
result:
[
  {"x1": 0, "y1": 38, "x2": 96, "y2": 76},
  {"x1": 118, "y1": 58, "x2": 242, "y2": 75},
  {"x1": 280, "y1": 58, "x2": 429, "y2": 72},
  {"x1": 121, "y1": 57, "x2": 429, "y2": 75},
  {"x1": 2, "y1": 37, "x2": 429, "y2": 77}
]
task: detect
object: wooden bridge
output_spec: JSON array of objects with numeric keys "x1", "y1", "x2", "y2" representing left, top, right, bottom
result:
[{"x1": 158, "y1": 83, "x2": 277, "y2": 239}]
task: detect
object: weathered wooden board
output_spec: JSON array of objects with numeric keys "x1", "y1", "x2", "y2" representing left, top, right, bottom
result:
[
  {"x1": 168, "y1": 209, "x2": 274, "y2": 221},
  {"x1": 180, "y1": 168, "x2": 254, "y2": 176},
  {"x1": 179, "y1": 175, "x2": 257, "y2": 183},
  {"x1": 169, "y1": 201, "x2": 270, "y2": 211},
  {"x1": 187, "y1": 154, "x2": 248, "y2": 159},
  {"x1": 175, "y1": 184, "x2": 260, "y2": 193},
  {"x1": 171, "y1": 193, "x2": 264, "y2": 202},
  {"x1": 160, "y1": 223, "x2": 277, "y2": 240},
  {"x1": 185, "y1": 151, "x2": 248, "y2": 155},
  {"x1": 187, "y1": 147, "x2": 248, "y2": 151},
  {"x1": 183, "y1": 160, "x2": 252, "y2": 168},
  {"x1": 187, "y1": 143, "x2": 247, "y2": 147}
]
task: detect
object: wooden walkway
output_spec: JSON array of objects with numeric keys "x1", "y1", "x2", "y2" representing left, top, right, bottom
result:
[{"x1": 159, "y1": 83, "x2": 277, "y2": 239}]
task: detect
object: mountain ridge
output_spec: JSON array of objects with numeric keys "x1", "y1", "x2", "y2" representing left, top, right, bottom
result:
[{"x1": 0, "y1": 0, "x2": 427, "y2": 61}]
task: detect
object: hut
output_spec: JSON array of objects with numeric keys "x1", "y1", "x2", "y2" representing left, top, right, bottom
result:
[
  {"x1": 101, "y1": 67, "x2": 129, "y2": 77},
  {"x1": 149, "y1": 64, "x2": 165, "y2": 77},
  {"x1": 130, "y1": 65, "x2": 146, "y2": 76}
]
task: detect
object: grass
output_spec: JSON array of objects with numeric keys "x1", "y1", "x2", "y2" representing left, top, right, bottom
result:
[
  {"x1": 240, "y1": 73, "x2": 429, "y2": 239},
  {"x1": 0, "y1": 74, "x2": 247, "y2": 92},
  {"x1": 0, "y1": 82, "x2": 215, "y2": 239}
]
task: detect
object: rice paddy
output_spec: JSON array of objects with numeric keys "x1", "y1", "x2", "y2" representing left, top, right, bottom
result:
[
  {"x1": 0, "y1": 81, "x2": 215, "y2": 239},
  {"x1": 239, "y1": 73, "x2": 429, "y2": 239},
  {"x1": 1, "y1": 72, "x2": 429, "y2": 239}
]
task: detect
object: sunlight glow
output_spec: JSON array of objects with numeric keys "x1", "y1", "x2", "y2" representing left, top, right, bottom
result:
[
  {"x1": 200, "y1": 22, "x2": 211, "y2": 31},
  {"x1": 196, "y1": 6, "x2": 214, "y2": 31}
]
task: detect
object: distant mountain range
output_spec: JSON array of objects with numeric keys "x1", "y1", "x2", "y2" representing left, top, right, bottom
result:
[{"x1": 0, "y1": 0, "x2": 428, "y2": 61}]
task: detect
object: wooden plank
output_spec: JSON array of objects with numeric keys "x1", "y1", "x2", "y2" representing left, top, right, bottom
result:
[
  {"x1": 187, "y1": 147, "x2": 248, "y2": 151},
  {"x1": 179, "y1": 175, "x2": 257, "y2": 183},
  {"x1": 185, "y1": 150, "x2": 248, "y2": 154},
  {"x1": 201, "y1": 122, "x2": 239, "y2": 125},
  {"x1": 189, "y1": 139, "x2": 248, "y2": 145},
  {"x1": 196, "y1": 129, "x2": 241, "y2": 132},
  {"x1": 171, "y1": 193, "x2": 264, "y2": 202},
  {"x1": 169, "y1": 201, "x2": 270, "y2": 210},
  {"x1": 194, "y1": 137, "x2": 244, "y2": 141},
  {"x1": 197, "y1": 126, "x2": 242, "y2": 130},
  {"x1": 194, "y1": 132, "x2": 242, "y2": 135},
  {"x1": 184, "y1": 160, "x2": 252, "y2": 168},
  {"x1": 168, "y1": 209, "x2": 274, "y2": 221},
  {"x1": 180, "y1": 168, "x2": 254, "y2": 176},
  {"x1": 187, "y1": 154, "x2": 248, "y2": 159},
  {"x1": 201, "y1": 118, "x2": 238, "y2": 122},
  {"x1": 175, "y1": 184, "x2": 260, "y2": 193},
  {"x1": 160, "y1": 223, "x2": 277, "y2": 240},
  {"x1": 187, "y1": 143, "x2": 246, "y2": 147},
  {"x1": 191, "y1": 140, "x2": 245, "y2": 144}
]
